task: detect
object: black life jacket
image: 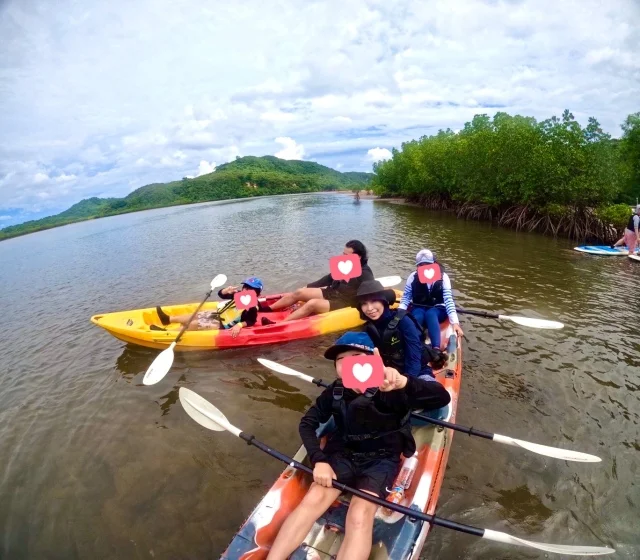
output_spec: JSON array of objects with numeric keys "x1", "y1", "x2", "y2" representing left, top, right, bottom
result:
[
  {"x1": 366, "y1": 312, "x2": 439, "y2": 375},
  {"x1": 627, "y1": 214, "x2": 639, "y2": 232},
  {"x1": 411, "y1": 263, "x2": 445, "y2": 307},
  {"x1": 331, "y1": 384, "x2": 414, "y2": 457},
  {"x1": 366, "y1": 312, "x2": 426, "y2": 373}
]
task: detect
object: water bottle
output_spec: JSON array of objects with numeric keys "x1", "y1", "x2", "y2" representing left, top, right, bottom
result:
[
  {"x1": 382, "y1": 485, "x2": 405, "y2": 516},
  {"x1": 396, "y1": 452, "x2": 419, "y2": 490}
]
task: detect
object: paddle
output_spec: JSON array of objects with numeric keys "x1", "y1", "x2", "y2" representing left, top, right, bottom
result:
[
  {"x1": 256, "y1": 359, "x2": 601, "y2": 463},
  {"x1": 410, "y1": 304, "x2": 564, "y2": 329},
  {"x1": 142, "y1": 274, "x2": 228, "y2": 386},
  {"x1": 178, "y1": 388, "x2": 613, "y2": 556}
]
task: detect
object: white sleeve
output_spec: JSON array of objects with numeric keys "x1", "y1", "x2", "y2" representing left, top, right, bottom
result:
[{"x1": 442, "y1": 273, "x2": 459, "y2": 324}]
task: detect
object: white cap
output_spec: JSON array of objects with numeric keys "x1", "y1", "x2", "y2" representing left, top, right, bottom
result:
[{"x1": 416, "y1": 249, "x2": 435, "y2": 265}]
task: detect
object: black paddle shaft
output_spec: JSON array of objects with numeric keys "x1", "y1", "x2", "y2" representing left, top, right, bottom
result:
[
  {"x1": 308, "y1": 378, "x2": 494, "y2": 441},
  {"x1": 237, "y1": 431, "x2": 484, "y2": 537},
  {"x1": 411, "y1": 303, "x2": 499, "y2": 320}
]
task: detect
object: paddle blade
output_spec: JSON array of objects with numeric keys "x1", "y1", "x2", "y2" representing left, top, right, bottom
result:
[
  {"x1": 142, "y1": 343, "x2": 176, "y2": 386},
  {"x1": 483, "y1": 530, "x2": 614, "y2": 555},
  {"x1": 179, "y1": 388, "x2": 241, "y2": 437},
  {"x1": 500, "y1": 315, "x2": 564, "y2": 329},
  {"x1": 257, "y1": 358, "x2": 315, "y2": 383},
  {"x1": 210, "y1": 274, "x2": 228, "y2": 290},
  {"x1": 493, "y1": 435, "x2": 601, "y2": 462},
  {"x1": 377, "y1": 275, "x2": 402, "y2": 288}
]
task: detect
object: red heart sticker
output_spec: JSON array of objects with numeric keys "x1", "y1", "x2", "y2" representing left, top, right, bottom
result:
[
  {"x1": 418, "y1": 263, "x2": 442, "y2": 284},
  {"x1": 234, "y1": 290, "x2": 257, "y2": 310},
  {"x1": 341, "y1": 355, "x2": 385, "y2": 391},
  {"x1": 329, "y1": 254, "x2": 362, "y2": 282}
]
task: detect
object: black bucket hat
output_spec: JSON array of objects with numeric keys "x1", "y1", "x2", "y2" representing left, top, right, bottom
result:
[{"x1": 356, "y1": 280, "x2": 396, "y2": 306}]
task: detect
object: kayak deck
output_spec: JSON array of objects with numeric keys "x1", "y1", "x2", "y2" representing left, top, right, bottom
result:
[
  {"x1": 91, "y1": 291, "x2": 403, "y2": 351},
  {"x1": 221, "y1": 324, "x2": 462, "y2": 559}
]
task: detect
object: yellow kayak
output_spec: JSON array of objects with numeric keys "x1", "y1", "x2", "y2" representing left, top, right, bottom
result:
[{"x1": 91, "y1": 291, "x2": 402, "y2": 351}]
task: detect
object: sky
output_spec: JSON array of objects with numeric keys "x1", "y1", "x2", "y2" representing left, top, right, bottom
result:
[{"x1": 0, "y1": 0, "x2": 639, "y2": 226}]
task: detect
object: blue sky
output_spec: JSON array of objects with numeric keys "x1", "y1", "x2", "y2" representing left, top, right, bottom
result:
[{"x1": 1, "y1": 0, "x2": 639, "y2": 226}]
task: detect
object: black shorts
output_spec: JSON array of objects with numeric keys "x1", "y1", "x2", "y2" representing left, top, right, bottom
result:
[
  {"x1": 320, "y1": 289, "x2": 354, "y2": 311},
  {"x1": 327, "y1": 454, "x2": 400, "y2": 498}
]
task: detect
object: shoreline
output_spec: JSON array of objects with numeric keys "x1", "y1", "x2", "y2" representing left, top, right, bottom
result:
[{"x1": 0, "y1": 190, "x2": 353, "y2": 242}]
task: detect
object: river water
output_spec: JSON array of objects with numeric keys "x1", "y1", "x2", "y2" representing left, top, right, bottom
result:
[{"x1": 0, "y1": 193, "x2": 638, "y2": 559}]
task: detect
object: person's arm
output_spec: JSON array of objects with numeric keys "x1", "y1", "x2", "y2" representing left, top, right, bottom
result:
[
  {"x1": 241, "y1": 307, "x2": 258, "y2": 327},
  {"x1": 634, "y1": 215, "x2": 640, "y2": 239},
  {"x1": 306, "y1": 273, "x2": 333, "y2": 288},
  {"x1": 398, "y1": 272, "x2": 415, "y2": 311},
  {"x1": 399, "y1": 317, "x2": 423, "y2": 377},
  {"x1": 402, "y1": 374, "x2": 451, "y2": 410},
  {"x1": 298, "y1": 389, "x2": 334, "y2": 466},
  {"x1": 442, "y1": 273, "x2": 460, "y2": 324}
]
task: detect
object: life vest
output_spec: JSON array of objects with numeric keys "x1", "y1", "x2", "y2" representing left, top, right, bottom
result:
[
  {"x1": 627, "y1": 214, "x2": 639, "y2": 232},
  {"x1": 411, "y1": 264, "x2": 446, "y2": 307},
  {"x1": 331, "y1": 384, "x2": 414, "y2": 457},
  {"x1": 365, "y1": 313, "x2": 427, "y2": 373}
]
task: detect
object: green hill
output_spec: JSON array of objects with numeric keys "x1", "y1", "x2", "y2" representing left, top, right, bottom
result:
[{"x1": 0, "y1": 156, "x2": 373, "y2": 241}]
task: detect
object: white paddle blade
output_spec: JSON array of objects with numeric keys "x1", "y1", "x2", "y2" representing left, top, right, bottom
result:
[
  {"x1": 493, "y1": 435, "x2": 601, "y2": 462},
  {"x1": 483, "y1": 529, "x2": 614, "y2": 556},
  {"x1": 179, "y1": 388, "x2": 241, "y2": 437},
  {"x1": 500, "y1": 315, "x2": 564, "y2": 329},
  {"x1": 142, "y1": 343, "x2": 176, "y2": 385},
  {"x1": 210, "y1": 274, "x2": 228, "y2": 290},
  {"x1": 257, "y1": 358, "x2": 315, "y2": 383},
  {"x1": 377, "y1": 275, "x2": 402, "y2": 288}
]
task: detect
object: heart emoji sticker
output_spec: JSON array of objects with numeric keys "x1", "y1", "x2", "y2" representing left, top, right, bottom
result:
[
  {"x1": 341, "y1": 355, "x2": 385, "y2": 391},
  {"x1": 234, "y1": 289, "x2": 257, "y2": 310},
  {"x1": 330, "y1": 254, "x2": 362, "y2": 282},
  {"x1": 418, "y1": 263, "x2": 442, "y2": 284}
]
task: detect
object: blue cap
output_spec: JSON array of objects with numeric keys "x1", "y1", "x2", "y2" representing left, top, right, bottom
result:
[
  {"x1": 324, "y1": 332, "x2": 375, "y2": 360},
  {"x1": 241, "y1": 277, "x2": 264, "y2": 290}
]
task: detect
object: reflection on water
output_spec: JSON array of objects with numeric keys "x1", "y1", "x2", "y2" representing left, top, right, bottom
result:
[{"x1": 0, "y1": 194, "x2": 638, "y2": 559}]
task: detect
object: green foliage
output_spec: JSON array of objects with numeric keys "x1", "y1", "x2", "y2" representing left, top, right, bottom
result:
[
  {"x1": 372, "y1": 110, "x2": 631, "y2": 213},
  {"x1": 0, "y1": 156, "x2": 372, "y2": 241},
  {"x1": 618, "y1": 112, "x2": 640, "y2": 204},
  {"x1": 594, "y1": 204, "x2": 634, "y2": 228}
]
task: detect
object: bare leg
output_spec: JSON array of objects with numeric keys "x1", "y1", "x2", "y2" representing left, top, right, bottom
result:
[
  {"x1": 284, "y1": 298, "x2": 331, "y2": 321},
  {"x1": 268, "y1": 287, "x2": 324, "y2": 311},
  {"x1": 167, "y1": 314, "x2": 220, "y2": 331},
  {"x1": 613, "y1": 236, "x2": 625, "y2": 247},
  {"x1": 336, "y1": 493, "x2": 379, "y2": 560},
  {"x1": 267, "y1": 483, "x2": 341, "y2": 560}
]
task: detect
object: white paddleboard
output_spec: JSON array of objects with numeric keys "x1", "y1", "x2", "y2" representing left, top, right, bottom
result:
[
  {"x1": 574, "y1": 245, "x2": 638, "y2": 256},
  {"x1": 629, "y1": 254, "x2": 640, "y2": 262}
]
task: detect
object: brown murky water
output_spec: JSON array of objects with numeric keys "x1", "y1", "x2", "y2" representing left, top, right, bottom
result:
[{"x1": 0, "y1": 193, "x2": 638, "y2": 559}]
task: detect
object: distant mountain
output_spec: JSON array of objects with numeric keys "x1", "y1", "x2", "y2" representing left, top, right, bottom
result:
[{"x1": 0, "y1": 156, "x2": 373, "y2": 241}]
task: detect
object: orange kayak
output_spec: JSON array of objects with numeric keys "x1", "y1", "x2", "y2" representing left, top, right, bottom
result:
[{"x1": 221, "y1": 322, "x2": 462, "y2": 559}]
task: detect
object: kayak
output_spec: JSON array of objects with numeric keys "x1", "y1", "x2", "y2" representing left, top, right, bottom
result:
[
  {"x1": 90, "y1": 291, "x2": 403, "y2": 351},
  {"x1": 574, "y1": 245, "x2": 639, "y2": 256},
  {"x1": 629, "y1": 254, "x2": 640, "y2": 263},
  {"x1": 221, "y1": 322, "x2": 462, "y2": 559}
]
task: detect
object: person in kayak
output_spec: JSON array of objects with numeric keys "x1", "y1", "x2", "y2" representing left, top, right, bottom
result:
[
  {"x1": 154, "y1": 277, "x2": 263, "y2": 339},
  {"x1": 399, "y1": 249, "x2": 463, "y2": 359},
  {"x1": 266, "y1": 332, "x2": 450, "y2": 560},
  {"x1": 260, "y1": 240, "x2": 374, "y2": 325},
  {"x1": 356, "y1": 280, "x2": 447, "y2": 375},
  {"x1": 623, "y1": 205, "x2": 640, "y2": 256}
]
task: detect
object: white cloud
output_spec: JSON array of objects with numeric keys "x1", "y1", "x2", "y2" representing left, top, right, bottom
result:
[
  {"x1": 0, "y1": 215, "x2": 12, "y2": 220},
  {"x1": 0, "y1": 0, "x2": 638, "y2": 222},
  {"x1": 196, "y1": 160, "x2": 216, "y2": 176},
  {"x1": 367, "y1": 147, "x2": 392, "y2": 162},
  {"x1": 275, "y1": 137, "x2": 305, "y2": 160}
]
